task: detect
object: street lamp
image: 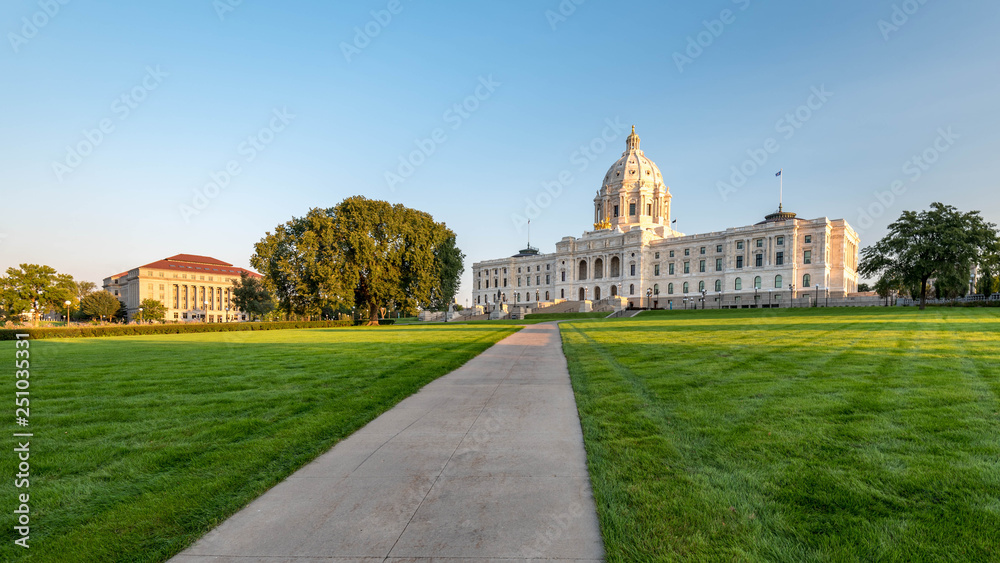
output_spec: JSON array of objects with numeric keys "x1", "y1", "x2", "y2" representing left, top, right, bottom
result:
[
  {"x1": 815, "y1": 284, "x2": 820, "y2": 307},
  {"x1": 226, "y1": 306, "x2": 230, "y2": 322},
  {"x1": 754, "y1": 287, "x2": 759, "y2": 309},
  {"x1": 701, "y1": 289, "x2": 707, "y2": 310},
  {"x1": 788, "y1": 283, "x2": 795, "y2": 308},
  {"x1": 204, "y1": 300, "x2": 209, "y2": 322},
  {"x1": 768, "y1": 288, "x2": 773, "y2": 308},
  {"x1": 138, "y1": 307, "x2": 144, "y2": 324},
  {"x1": 64, "y1": 300, "x2": 71, "y2": 326},
  {"x1": 646, "y1": 287, "x2": 652, "y2": 309},
  {"x1": 718, "y1": 291, "x2": 723, "y2": 310}
]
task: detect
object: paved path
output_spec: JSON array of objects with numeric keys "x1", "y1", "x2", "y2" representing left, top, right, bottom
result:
[{"x1": 172, "y1": 322, "x2": 605, "y2": 562}]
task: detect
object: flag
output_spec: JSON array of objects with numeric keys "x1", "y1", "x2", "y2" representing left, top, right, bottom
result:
[{"x1": 775, "y1": 170, "x2": 782, "y2": 177}]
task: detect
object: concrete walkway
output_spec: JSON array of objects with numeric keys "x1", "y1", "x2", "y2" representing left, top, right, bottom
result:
[{"x1": 172, "y1": 322, "x2": 605, "y2": 562}]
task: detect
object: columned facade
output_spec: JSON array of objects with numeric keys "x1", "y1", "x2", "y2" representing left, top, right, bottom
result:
[
  {"x1": 104, "y1": 254, "x2": 262, "y2": 322},
  {"x1": 473, "y1": 127, "x2": 860, "y2": 310}
]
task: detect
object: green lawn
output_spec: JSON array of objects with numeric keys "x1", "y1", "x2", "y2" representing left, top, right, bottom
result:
[
  {"x1": 0, "y1": 325, "x2": 517, "y2": 562},
  {"x1": 561, "y1": 307, "x2": 1000, "y2": 562}
]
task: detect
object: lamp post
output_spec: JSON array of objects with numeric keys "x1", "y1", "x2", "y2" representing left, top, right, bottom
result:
[
  {"x1": 701, "y1": 289, "x2": 707, "y2": 310},
  {"x1": 768, "y1": 288, "x2": 773, "y2": 308},
  {"x1": 65, "y1": 300, "x2": 71, "y2": 326},
  {"x1": 226, "y1": 306, "x2": 230, "y2": 323},
  {"x1": 815, "y1": 284, "x2": 820, "y2": 307},
  {"x1": 788, "y1": 283, "x2": 795, "y2": 308},
  {"x1": 646, "y1": 287, "x2": 652, "y2": 309},
  {"x1": 138, "y1": 307, "x2": 144, "y2": 324},
  {"x1": 204, "y1": 300, "x2": 209, "y2": 322},
  {"x1": 754, "y1": 287, "x2": 759, "y2": 309},
  {"x1": 718, "y1": 291, "x2": 723, "y2": 309}
]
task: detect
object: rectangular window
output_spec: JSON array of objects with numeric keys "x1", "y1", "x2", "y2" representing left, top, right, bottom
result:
[
  {"x1": 736, "y1": 241, "x2": 744, "y2": 250},
  {"x1": 803, "y1": 250, "x2": 812, "y2": 264},
  {"x1": 717, "y1": 244, "x2": 723, "y2": 253},
  {"x1": 654, "y1": 264, "x2": 660, "y2": 276},
  {"x1": 561, "y1": 271, "x2": 566, "y2": 282},
  {"x1": 655, "y1": 252, "x2": 660, "y2": 259},
  {"x1": 518, "y1": 278, "x2": 522, "y2": 287},
  {"x1": 647, "y1": 203, "x2": 652, "y2": 215},
  {"x1": 629, "y1": 203, "x2": 636, "y2": 216},
  {"x1": 684, "y1": 248, "x2": 690, "y2": 256},
  {"x1": 630, "y1": 264, "x2": 636, "y2": 276},
  {"x1": 755, "y1": 254, "x2": 763, "y2": 267},
  {"x1": 804, "y1": 235, "x2": 812, "y2": 243},
  {"x1": 684, "y1": 261, "x2": 690, "y2": 274},
  {"x1": 669, "y1": 250, "x2": 675, "y2": 258},
  {"x1": 614, "y1": 205, "x2": 619, "y2": 217},
  {"x1": 757, "y1": 239, "x2": 763, "y2": 248},
  {"x1": 536, "y1": 275, "x2": 541, "y2": 285},
  {"x1": 700, "y1": 247, "x2": 706, "y2": 255},
  {"x1": 776, "y1": 236, "x2": 784, "y2": 246},
  {"x1": 699, "y1": 260, "x2": 706, "y2": 273},
  {"x1": 545, "y1": 274, "x2": 550, "y2": 284},
  {"x1": 716, "y1": 258, "x2": 723, "y2": 271},
  {"x1": 536, "y1": 265, "x2": 541, "y2": 271},
  {"x1": 736, "y1": 256, "x2": 744, "y2": 269},
  {"x1": 776, "y1": 251, "x2": 784, "y2": 265},
  {"x1": 669, "y1": 263, "x2": 675, "y2": 275},
  {"x1": 503, "y1": 278, "x2": 508, "y2": 287}
]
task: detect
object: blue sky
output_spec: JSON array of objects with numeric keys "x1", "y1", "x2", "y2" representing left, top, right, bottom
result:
[{"x1": 2, "y1": 0, "x2": 998, "y2": 304}]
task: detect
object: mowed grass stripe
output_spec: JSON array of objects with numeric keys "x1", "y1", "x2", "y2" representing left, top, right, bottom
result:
[
  {"x1": 562, "y1": 308, "x2": 1000, "y2": 562},
  {"x1": 0, "y1": 325, "x2": 518, "y2": 562}
]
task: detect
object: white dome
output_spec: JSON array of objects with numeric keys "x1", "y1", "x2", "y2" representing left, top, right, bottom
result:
[{"x1": 602, "y1": 126, "x2": 664, "y2": 189}]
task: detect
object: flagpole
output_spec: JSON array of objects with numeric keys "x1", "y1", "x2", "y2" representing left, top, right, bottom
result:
[{"x1": 778, "y1": 169, "x2": 783, "y2": 211}]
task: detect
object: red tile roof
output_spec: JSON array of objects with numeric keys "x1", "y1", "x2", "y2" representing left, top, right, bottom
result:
[{"x1": 109, "y1": 255, "x2": 262, "y2": 279}]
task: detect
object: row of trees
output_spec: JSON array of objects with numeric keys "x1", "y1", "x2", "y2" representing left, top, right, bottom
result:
[
  {"x1": 860, "y1": 203, "x2": 999, "y2": 309},
  {"x1": 251, "y1": 196, "x2": 464, "y2": 324}
]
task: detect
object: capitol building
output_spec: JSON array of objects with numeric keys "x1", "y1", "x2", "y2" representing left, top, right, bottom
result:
[{"x1": 472, "y1": 127, "x2": 861, "y2": 311}]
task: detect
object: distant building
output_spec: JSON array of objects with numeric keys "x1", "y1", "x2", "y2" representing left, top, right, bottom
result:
[
  {"x1": 473, "y1": 127, "x2": 861, "y2": 310},
  {"x1": 103, "y1": 254, "x2": 262, "y2": 322}
]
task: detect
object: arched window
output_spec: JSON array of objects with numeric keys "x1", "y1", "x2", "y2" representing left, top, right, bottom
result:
[
  {"x1": 610, "y1": 256, "x2": 620, "y2": 277},
  {"x1": 803, "y1": 274, "x2": 811, "y2": 287},
  {"x1": 754, "y1": 276, "x2": 762, "y2": 289},
  {"x1": 668, "y1": 283, "x2": 674, "y2": 295},
  {"x1": 594, "y1": 258, "x2": 604, "y2": 279},
  {"x1": 653, "y1": 283, "x2": 659, "y2": 295},
  {"x1": 545, "y1": 291, "x2": 550, "y2": 301},
  {"x1": 735, "y1": 278, "x2": 742, "y2": 290},
  {"x1": 560, "y1": 288, "x2": 565, "y2": 299},
  {"x1": 683, "y1": 282, "x2": 689, "y2": 293},
  {"x1": 579, "y1": 260, "x2": 588, "y2": 280},
  {"x1": 579, "y1": 287, "x2": 586, "y2": 300},
  {"x1": 629, "y1": 284, "x2": 635, "y2": 295},
  {"x1": 699, "y1": 281, "x2": 705, "y2": 292},
  {"x1": 594, "y1": 287, "x2": 601, "y2": 300},
  {"x1": 715, "y1": 279, "x2": 722, "y2": 292},
  {"x1": 774, "y1": 275, "x2": 783, "y2": 288}
]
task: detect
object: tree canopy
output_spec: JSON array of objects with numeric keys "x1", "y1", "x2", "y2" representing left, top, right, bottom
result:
[
  {"x1": 81, "y1": 291, "x2": 123, "y2": 321},
  {"x1": 231, "y1": 272, "x2": 275, "y2": 321},
  {"x1": 251, "y1": 196, "x2": 464, "y2": 323},
  {"x1": 859, "y1": 202, "x2": 998, "y2": 309},
  {"x1": 0, "y1": 264, "x2": 78, "y2": 322},
  {"x1": 138, "y1": 298, "x2": 167, "y2": 322}
]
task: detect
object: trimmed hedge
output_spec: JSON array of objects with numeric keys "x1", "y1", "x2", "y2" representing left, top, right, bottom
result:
[{"x1": 0, "y1": 320, "x2": 352, "y2": 341}]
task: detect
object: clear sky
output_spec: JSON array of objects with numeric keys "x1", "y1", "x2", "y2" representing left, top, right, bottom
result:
[{"x1": 2, "y1": 0, "x2": 998, "y2": 305}]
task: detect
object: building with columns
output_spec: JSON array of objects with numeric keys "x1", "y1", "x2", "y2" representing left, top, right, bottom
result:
[
  {"x1": 472, "y1": 127, "x2": 861, "y2": 310},
  {"x1": 103, "y1": 254, "x2": 262, "y2": 322}
]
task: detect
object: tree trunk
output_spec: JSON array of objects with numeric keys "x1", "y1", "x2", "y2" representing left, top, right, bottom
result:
[{"x1": 919, "y1": 278, "x2": 928, "y2": 310}]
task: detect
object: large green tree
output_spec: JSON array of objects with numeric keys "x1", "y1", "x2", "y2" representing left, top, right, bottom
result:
[
  {"x1": 0, "y1": 264, "x2": 77, "y2": 322},
  {"x1": 231, "y1": 272, "x2": 275, "y2": 321},
  {"x1": 859, "y1": 203, "x2": 998, "y2": 309},
  {"x1": 252, "y1": 196, "x2": 463, "y2": 324},
  {"x1": 81, "y1": 291, "x2": 123, "y2": 322}
]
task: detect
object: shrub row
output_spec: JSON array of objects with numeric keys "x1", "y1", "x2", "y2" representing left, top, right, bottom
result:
[{"x1": 0, "y1": 320, "x2": 353, "y2": 341}]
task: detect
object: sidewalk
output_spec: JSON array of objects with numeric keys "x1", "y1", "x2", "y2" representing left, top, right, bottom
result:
[{"x1": 171, "y1": 322, "x2": 605, "y2": 562}]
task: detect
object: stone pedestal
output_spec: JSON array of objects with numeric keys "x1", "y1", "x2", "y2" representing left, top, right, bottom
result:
[{"x1": 579, "y1": 300, "x2": 593, "y2": 313}]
